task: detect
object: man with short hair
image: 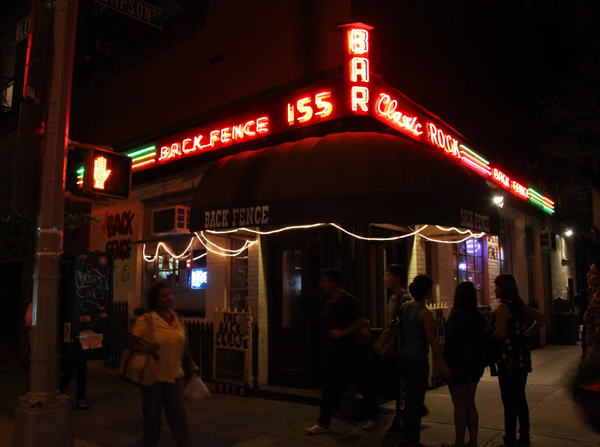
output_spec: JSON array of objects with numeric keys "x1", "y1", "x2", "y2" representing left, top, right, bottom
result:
[{"x1": 306, "y1": 268, "x2": 379, "y2": 434}]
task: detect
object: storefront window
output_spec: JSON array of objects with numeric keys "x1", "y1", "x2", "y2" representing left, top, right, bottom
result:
[
  {"x1": 143, "y1": 248, "x2": 207, "y2": 291},
  {"x1": 499, "y1": 218, "x2": 513, "y2": 274},
  {"x1": 453, "y1": 238, "x2": 484, "y2": 302},
  {"x1": 231, "y1": 239, "x2": 249, "y2": 309}
]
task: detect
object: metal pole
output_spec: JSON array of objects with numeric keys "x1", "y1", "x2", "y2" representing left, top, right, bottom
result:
[{"x1": 12, "y1": 0, "x2": 78, "y2": 445}]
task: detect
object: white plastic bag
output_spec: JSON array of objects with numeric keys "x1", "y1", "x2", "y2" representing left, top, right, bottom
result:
[{"x1": 184, "y1": 373, "x2": 210, "y2": 402}]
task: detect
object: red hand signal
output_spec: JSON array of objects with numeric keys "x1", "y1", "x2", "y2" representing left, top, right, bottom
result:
[{"x1": 93, "y1": 156, "x2": 111, "y2": 189}]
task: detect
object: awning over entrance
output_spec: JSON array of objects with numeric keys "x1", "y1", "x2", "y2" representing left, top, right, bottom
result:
[{"x1": 190, "y1": 132, "x2": 499, "y2": 234}]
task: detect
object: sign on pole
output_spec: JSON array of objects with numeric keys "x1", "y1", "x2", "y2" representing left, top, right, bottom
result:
[
  {"x1": 92, "y1": 0, "x2": 164, "y2": 29},
  {"x1": 15, "y1": 0, "x2": 55, "y2": 43}
]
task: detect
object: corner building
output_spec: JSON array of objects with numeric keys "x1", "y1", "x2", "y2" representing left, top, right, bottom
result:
[{"x1": 75, "y1": 1, "x2": 576, "y2": 390}]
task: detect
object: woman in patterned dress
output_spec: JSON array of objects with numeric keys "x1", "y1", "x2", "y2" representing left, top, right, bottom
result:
[{"x1": 492, "y1": 274, "x2": 546, "y2": 447}]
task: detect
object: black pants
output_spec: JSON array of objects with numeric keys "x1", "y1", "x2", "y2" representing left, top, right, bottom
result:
[
  {"x1": 498, "y1": 370, "x2": 530, "y2": 446},
  {"x1": 399, "y1": 356, "x2": 429, "y2": 444},
  {"x1": 59, "y1": 360, "x2": 87, "y2": 400},
  {"x1": 317, "y1": 350, "x2": 379, "y2": 427}
]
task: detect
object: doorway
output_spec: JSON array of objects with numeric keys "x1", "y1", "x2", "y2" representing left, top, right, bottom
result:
[{"x1": 269, "y1": 237, "x2": 323, "y2": 388}]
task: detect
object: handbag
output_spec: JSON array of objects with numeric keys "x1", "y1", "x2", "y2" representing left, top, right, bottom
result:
[
  {"x1": 374, "y1": 303, "x2": 405, "y2": 357},
  {"x1": 118, "y1": 313, "x2": 159, "y2": 389}
]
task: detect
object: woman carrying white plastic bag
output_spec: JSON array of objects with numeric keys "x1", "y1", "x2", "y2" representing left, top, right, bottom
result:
[{"x1": 184, "y1": 373, "x2": 210, "y2": 402}]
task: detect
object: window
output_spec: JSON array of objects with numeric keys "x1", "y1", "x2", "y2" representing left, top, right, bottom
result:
[
  {"x1": 453, "y1": 238, "x2": 484, "y2": 303},
  {"x1": 1, "y1": 43, "x2": 16, "y2": 112},
  {"x1": 230, "y1": 239, "x2": 249, "y2": 310},
  {"x1": 499, "y1": 218, "x2": 513, "y2": 274}
]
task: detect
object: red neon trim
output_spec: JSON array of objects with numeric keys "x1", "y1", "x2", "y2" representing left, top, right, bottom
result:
[
  {"x1": 375, "y1": 94, "x2": 423, "y2": 137},
  {"x1": 297, "y1": 97, "x2": 313, "y2": 123},
  {"x1": 257, "y1": 117, "x2": 269, "y2": 133},
  {"x1": 492, "y1": 168, "x2": 510, "y2": 188},
  {"x1": 462, "y1": 157, "x2": 491, "y2": 176},
  {"x1": 349, "y1": 29, "x2": 369, "y2": 54},
  {"x1": 221, "y1": 127, "x2": 231, "y2": 143},
  {"x1": 351, "y1": 87, "x2": 369, "y2": 112},
  {"x1": 460, "y1": 151, "x2": 489, "y2": 171},
  {"x1": 511, "y1": 180, "x2": 529, "y2": 199},
  {"x1": 315, "y1": 92, "x2": 333, "y2": 118},
  {"x1": 351, "y1": 57, "x2": 369, "y2": 83},
  {"x1": 287, "y1": 103, "x2": 294, "y2": 125}
]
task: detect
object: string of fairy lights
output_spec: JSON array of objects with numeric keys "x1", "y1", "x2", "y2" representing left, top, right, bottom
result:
[{"x1": 142, "y1": 223, "x2": 486, "y2": 262}]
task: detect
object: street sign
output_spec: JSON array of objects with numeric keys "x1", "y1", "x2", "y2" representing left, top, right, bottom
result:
[
  {"x1": 83, "y1": 148, "x2": 132, "y2": 199},
  {"x1": 15, "y1": 0, "x2": 56, "y2": 44},
  {"x1": 92, "y1": 0, "x2": 164, "y2": 30}
]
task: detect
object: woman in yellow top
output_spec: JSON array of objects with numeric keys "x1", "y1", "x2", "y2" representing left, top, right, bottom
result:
[{"x1": 126, "y1": 280, "x2": 199, "y2": 447}]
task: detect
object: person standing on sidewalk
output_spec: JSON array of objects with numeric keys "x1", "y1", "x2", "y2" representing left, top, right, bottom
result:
[
  {"x1": 126, "y1": 280, "x2": 199, "y2": 447},
  {"x1": 583, "y1": 261, "x2": 600, "y2": 364},
  {"x1": 442, "y1": 282, "x2": 486, "y2": 447},
  {"x1": 398, "y1": 274, "x2": 451, "y2": 447},
  {"x1": 383, "y1": 264, "x2": 413, "y2": 435},
  {"x1": 493, "y1": 274, "x2": 546, "y2": 447},
  {"x1": 306, "y1": 268, "x2": 379, "y2": 434}
]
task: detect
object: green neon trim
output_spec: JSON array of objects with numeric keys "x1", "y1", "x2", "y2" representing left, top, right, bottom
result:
[
  {"x1": 132, "y1": 152, "x2": 156, "y2": 163},
  {"x1": 529, "y1": 196, "x2": 544, "y2": 207},
  {"x1": 543, "y1": 206, "x2": 555, "y2": 214},
  {"x1": 77, "y1": 167, "x2": 84, "y2": 174},
  {"x1": 459, "y1": 145, "x2": 489, "y2": 165},
  {"x1": 126, "y1": 146, "x2": 156, "y2": 158}
]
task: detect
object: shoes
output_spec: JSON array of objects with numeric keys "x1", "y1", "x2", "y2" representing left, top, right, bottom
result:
[
  {"x1": 362, "y1": 421, "x2": 378, "y2": 431},
  {"x1": 75, "y1": 403, "x2": 89, "y2": 410},
  {"x1": 385, "y1": 424, "x2": 402, "y2": 435},
  {"x1": 306, "y1": 424, "x2": 328, "y2": 434}
]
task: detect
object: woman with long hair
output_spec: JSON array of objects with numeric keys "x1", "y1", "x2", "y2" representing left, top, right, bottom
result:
[
  {"x1": 443, "y1": 282, "x2": 486, "y2": 447},
  {"x1": 399, "y1": 274, "x2": 451, "y2": 447},
  {"x1": 493, "y1": 274, "x2": 546, "y2": 447}
]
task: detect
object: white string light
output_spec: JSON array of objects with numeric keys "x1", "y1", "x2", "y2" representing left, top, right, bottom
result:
[
  {"x1": 198, "y1": 231, "x2": 255, "y2": 252},
  {"x1": 419, "y1": 233, "x2": 485, "y2": 244},
  {"x1": 330, "y1": 223, "x2": 428, "y2": 241},
  {"x1": 143, "y1": 239, "x2": 194, "y2": 262},
  {"x1": 143, "y1": 222, "x2": 488, "y2": 264},
  {"x1": 194, "y1": 232, "x2": 258, "y2": 256}
]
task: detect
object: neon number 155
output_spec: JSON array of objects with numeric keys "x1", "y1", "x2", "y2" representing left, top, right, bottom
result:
[{"x1": 287, "y1": 92, "x2": 333, "y2": 125}]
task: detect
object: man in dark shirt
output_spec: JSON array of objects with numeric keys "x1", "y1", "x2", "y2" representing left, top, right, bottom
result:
[{"x1": 306, "y1": 268, "x2": 379, "y2": 434}]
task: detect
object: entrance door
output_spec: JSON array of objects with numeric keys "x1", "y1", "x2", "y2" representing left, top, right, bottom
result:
[{"x1": 269, "y1": 239, "x2": 321, "y2": 388}]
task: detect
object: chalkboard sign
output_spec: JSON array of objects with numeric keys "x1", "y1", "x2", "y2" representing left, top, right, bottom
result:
[
  {"x1": 214, "y1": 347, "x2": 245, "y2": 383},
  {"x1": 61, "y1": 252, "x2": 113, "y2": 361}
]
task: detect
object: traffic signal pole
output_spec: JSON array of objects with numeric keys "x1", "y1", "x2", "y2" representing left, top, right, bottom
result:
[{"x1": 12, "y1": 0, "x2": 78, "y2": 445}]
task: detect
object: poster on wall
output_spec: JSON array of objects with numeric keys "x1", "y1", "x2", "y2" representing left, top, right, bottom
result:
[{"x1": 61, "y1": 251, "x2": 113, "y2": 362}]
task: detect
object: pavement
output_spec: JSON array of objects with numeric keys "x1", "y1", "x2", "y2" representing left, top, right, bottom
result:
[{"x1": 1, "y1": 344, "x2": 599, "y2": 447}]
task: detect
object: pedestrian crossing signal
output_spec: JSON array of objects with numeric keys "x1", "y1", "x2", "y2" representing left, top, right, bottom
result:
[{"x1": 83, "y1": 148, "x2": 132, "y2": 199}]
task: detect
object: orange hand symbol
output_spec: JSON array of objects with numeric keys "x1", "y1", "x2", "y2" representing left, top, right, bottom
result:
[{"x1": 93, "y1": 156, "x2": 111, "y2": 189}]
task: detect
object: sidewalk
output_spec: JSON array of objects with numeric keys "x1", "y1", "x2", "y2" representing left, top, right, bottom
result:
[{"x1": 1, "y1": 344, "x2": 599, "y2": 447}]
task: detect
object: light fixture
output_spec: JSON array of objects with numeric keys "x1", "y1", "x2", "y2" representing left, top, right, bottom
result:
[
  {"x1": 564, "y1": 229, "x2": 573, "y2": 237},
  {"x1": 493, "y1": 196, "x2": 504, "y2": 208}
]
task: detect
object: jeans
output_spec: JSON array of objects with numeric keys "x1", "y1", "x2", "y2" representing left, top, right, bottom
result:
[
  {"x1": 498, "y1": 370, "x2": 530, "y2": 446},
  {"x1": 59, "y1": 360, "x2": 87, "y2": 400},
  {"x1": 399, "y1": 356, "x2": 429, "y2": 444},
  {"x1": 141, "y1": 378, "x2": 194, "y2": 447}
]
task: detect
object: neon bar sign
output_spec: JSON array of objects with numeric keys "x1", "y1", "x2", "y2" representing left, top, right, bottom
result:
[
  {"x1": 427, "y1": 123, "x2": 461, "y2": 160},
  {"x1": 287, "y1": 92, "x2": 333, "y2": 125},
  {"x1": 341, "y1": 23, "x2": 372, "y2": 114},
  {"x1": 375, "y1": 94, "x2": 423, "y2": 137},
  {"x1": 158, "y1": 116, "x2": 269, "y2": 163}
]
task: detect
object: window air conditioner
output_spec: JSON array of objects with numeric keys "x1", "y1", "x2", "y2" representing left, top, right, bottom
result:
[
  {"x1": 540, "y1": 230, "x2": 557, "y2": 252},
  {"x1": 152, "y1": 206, "x2": 190, "y2": 235}
]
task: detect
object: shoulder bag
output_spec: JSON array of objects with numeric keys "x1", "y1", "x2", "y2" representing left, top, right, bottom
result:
[
  {"x1": 374, "y1": 303, "x2": 406, "y2": 357},
  {"x1": 118, "y1": 313, "x2": 160, "y2": 389}
]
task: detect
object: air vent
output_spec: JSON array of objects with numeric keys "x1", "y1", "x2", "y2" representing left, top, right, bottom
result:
[{"x1": 152, "y1": 206, "x2": 190, "y2": 235}]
